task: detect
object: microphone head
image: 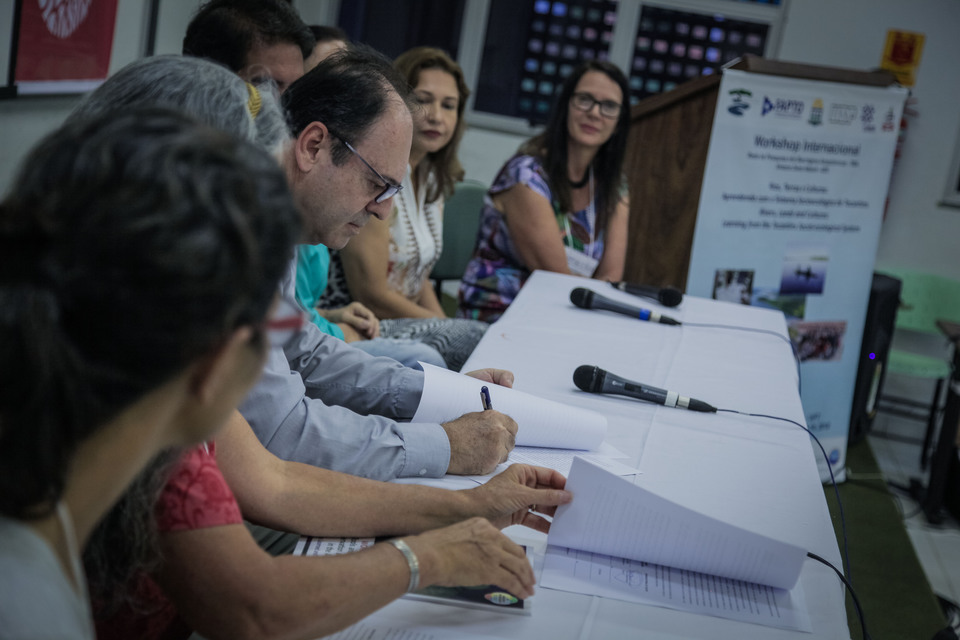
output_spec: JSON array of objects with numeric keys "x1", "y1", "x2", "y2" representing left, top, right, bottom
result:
[
  {"x1": 573, "y1": 365, "x2": 605, "y2": 393},
  {"x1": 658, "y1": 286, "x2": 683, "y2": 308},
  {"x1": 570, "y1": 287, "x2": 594, "y2": 309}
]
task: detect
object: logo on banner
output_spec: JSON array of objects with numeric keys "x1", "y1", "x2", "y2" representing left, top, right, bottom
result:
[
  {"x1": 861, "y1": 104, "x2": 876, "y2": 131},
  {"x1": 881, "y1": 107, "x2": 897, "y2": 132},
  {"x1": 808, "y1": 99, "x2": 823, "y2": 126},
  {"x1": 727, "y1": 89, "x2": 752, "y2": 116},
  {"x1": 828, "y1": 103, "x2": 858, "y2": 126},
  {"x1": 40, "y1": 0, "x2": 92, "y2": 39},
  {"x1": 761, "y1": 96, "x2": 804, "y2": 118}
]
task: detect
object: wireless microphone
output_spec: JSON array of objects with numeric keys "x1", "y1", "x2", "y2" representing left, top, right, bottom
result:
[
  {"x1": 573, "y1": 365, "x2": 716, "y2": 413},
  {"x1": 611, "y1": 281, "x2": 683, "y2": 308},
  {"x1": 569, "y1": 287, "x2": 681, "y2": 325}
]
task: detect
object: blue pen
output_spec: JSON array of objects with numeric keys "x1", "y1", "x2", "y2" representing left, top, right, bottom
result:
[{"x1": 480, "y1": 386, "x2": 493, "y2": 411}]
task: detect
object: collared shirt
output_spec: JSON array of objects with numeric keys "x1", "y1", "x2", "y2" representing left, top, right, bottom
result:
[{"x1": 239, "y1": 252, "x2": 451, "y2": 480}]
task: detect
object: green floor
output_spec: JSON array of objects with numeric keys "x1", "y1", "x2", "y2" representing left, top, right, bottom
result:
[{"x1": 825, "y1": 439, "x2": 946, "y2": 639}]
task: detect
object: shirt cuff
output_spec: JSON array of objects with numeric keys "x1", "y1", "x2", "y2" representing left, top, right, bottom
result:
[
  {"x1": 392, "y1": 367, "x2": 425, "y2": 420},
  {"x1": 396, "y1": 422, "x2": 450, "y2": 478}
]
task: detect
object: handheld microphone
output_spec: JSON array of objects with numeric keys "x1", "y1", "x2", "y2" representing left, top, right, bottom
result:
[
  {"x1": 570, "y1": 288, "x2": 681, "y2": 325},
  {"x1": 611, "y1": 281, "x2": 683, "y2": 308},
  {"x1": 573, "y1": 365, "x2": 716, "y2": 413}
]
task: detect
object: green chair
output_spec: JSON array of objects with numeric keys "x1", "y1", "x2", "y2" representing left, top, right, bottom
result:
[
  {"x1": 876, "y1": 268, "x2": 960, "y2": 467},
  {"x1": 431, "y1": 179, "x2": 487, "y2": 303}
]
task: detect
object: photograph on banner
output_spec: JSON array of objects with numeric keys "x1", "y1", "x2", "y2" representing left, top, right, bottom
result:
[
  {"x1": 779, "y1": 243, "x2": 828, "y2": 295},
  {"x1": 789, "y1": 320, "x2": 847, "y2": 363},
  {"x1": 686, "y1": 68, "x2": 907, "y2": 480},
  {"x1": 712, "y1": 269, "x2": 754, "y2": 305},
  {"x1": 752, "y1": 288, "x2": 806, "y2": 321}
]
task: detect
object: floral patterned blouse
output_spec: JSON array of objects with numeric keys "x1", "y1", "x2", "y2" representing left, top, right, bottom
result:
[{"x1": 457, "y1": 154, "x2": 617, "y2": 322}]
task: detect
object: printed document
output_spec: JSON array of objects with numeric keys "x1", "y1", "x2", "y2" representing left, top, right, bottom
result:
[{"x1": 540, "y1": 457, "x2": 813, "y2": 631}]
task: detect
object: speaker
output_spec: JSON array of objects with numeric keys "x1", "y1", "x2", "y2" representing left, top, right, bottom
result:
[{"x1": 848, "y1": 273, "x2": 901, "y2": 444}]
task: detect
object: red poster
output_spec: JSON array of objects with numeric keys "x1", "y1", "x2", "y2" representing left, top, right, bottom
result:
[{"x1": 15, "y1": 0, "x2": 119, "y2": 89}]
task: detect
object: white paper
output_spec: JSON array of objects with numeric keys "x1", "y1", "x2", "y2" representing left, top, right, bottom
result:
[
  {"x1": 540, "y1": 546, "x2": 812, "y2": 632},
  {"x1": 413, "y1": 363, "x2": 607, "y2": 450},
  {"x1": 508, "y1": 447, "x2": 638, "y2": 478},
  {"x1": 326, "y1": 623, "x2": 441, "y2": 640},
  {"x1": 548, "y1": 458, "x2": 807, "y2": 590},
  {"x1": 326, "y1": 622, "x2": 505, "y2": 640},
  {"x1": 293, "y1": 536, "x2": 374, "y2": 557}
]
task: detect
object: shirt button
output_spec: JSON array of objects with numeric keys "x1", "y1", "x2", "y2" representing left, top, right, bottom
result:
[{"x1": 418, "y1": 468, "x2": 427, "y2": 476}]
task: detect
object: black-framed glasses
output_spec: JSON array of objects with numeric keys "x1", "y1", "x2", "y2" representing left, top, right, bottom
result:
[
  {"x1": 339, "y1": 138, "x2": 404, "y2": 203},
  {"x1": 571, "y1": 92, "x2": 622, "y2": 119}
]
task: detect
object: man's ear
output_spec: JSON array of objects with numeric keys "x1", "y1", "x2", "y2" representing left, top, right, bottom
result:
[
  {"x1": 188, "y1": 326, "x2": 257, "y2": 405},
  {"x1": 294, "y1": 121, "x2": 331, "y2": 172}
]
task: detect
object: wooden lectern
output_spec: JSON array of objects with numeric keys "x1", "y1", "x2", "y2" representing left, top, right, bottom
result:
[{"x1": 622, "y1": 54, "x2": 896, "y2": 290}]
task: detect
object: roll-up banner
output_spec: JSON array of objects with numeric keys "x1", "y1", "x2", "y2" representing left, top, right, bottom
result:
[{"x1": 686, "y1": 68, "x2": 907, "y2": 481}]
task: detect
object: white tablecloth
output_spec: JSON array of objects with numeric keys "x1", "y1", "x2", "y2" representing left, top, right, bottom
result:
[{"x1": 371, "y1": 270, "x2": 850, "y2": 639}]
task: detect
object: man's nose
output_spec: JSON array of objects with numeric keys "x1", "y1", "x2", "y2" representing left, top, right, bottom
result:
[{"x1": 366, "y1": 197, "x2": 393, "y2": 221}]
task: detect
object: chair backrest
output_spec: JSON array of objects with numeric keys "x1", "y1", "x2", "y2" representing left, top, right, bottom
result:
[
  {"x1": 432, "y1": 179, "x2": 487, "y2": 282},
  {"x1": 876, "y1": 268, "x2": 960, "y2": 335}
]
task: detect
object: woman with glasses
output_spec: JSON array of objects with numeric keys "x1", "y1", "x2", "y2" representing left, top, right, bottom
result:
[
  {"x1": 458, "y1": 61, "x2": 631, "y2": 322},
  {"x1": 313, "y1": 47, "x2": 488, "y2": 371}
]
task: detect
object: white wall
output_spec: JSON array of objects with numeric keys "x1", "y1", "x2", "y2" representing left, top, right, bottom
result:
[
  {"x1": 777, "y1": 0, "x2": 960, "y2": 280},
  {"x1": 2, "y1": 0, "x2": 958, "y2": 281}
]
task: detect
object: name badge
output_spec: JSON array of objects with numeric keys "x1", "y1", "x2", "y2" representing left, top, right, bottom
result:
[{"x1": 565, "y1": 246, "x2": 599, "y2": 277}]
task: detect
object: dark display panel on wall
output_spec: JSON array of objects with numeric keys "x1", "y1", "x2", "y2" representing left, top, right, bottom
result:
[
  {"x1": 628, "y1": 5, "x2": 769, "y2": 104},
  {"x1": 339, "y1": 0, "x2": 465, "y2": 61},
  {"x1": 474, "y1": 0, "x2": 620, "y2": 126}
]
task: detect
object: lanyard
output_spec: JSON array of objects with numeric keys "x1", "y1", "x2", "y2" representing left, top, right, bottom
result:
[{"x1": 561, "y1": 166, "x2": 595, "y2": 253}]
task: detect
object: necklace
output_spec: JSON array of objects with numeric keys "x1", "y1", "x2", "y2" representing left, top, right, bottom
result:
[
  {"x1": 568, "y1": 170, "x2": 590, "y2": 189},
  {"x1": 394, "y1": 167, "x2": 441, "y2": 299}
]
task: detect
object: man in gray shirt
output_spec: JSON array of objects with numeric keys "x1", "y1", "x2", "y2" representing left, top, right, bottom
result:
[{"x1": 186, "y1": 1, "x2": 516, "y2": 481}]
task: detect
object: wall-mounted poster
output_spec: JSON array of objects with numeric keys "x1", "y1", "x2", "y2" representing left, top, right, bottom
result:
[{"x1": 14, "y1": 0, "x2": 119, "y2": 95}]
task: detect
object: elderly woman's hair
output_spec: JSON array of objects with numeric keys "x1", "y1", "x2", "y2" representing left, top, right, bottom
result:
[
  {"x1": 83, "y1": 448, "x2": 182, "y2": 617},
  {"x1": 71, "y1": 55, "x2": 290, "y2": 156},
  {"x1": 394, "y1": 46, "x2": 470, "y2": 203},
  {"x1": 520, "y1": 60, "x2": 630, "y2": 235}
]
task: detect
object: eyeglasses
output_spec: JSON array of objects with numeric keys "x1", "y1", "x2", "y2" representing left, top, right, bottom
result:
[
  {"x1": 339, "y1": 138, "x2": 404, "y2": 203},
  {"x1": 263, "y1": 298, "x2": 307, "y2": 348},
  {"x1": 571, "y1": 92, "x2": 622, "y2": 119}
]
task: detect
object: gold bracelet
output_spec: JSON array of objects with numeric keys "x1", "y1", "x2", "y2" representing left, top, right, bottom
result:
[{"x1": 387, "y1": 538, "x2": 420, "y2": 592}]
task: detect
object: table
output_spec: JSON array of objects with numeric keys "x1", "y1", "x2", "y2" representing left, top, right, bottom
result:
[{"x1": 360, "y1": 271, "x2": 849, "y2": 639}]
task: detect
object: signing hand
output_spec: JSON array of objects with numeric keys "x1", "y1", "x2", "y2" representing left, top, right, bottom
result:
[
  {"x1": 468, "y1": 464, "x2": 571, "y2": 534},
  {"x1": 465, "y1": 368, "x2": 515, "y2": 389},
  {"x1": 404, "y1": 517, "x2": 535, "y2": 599},
  {"x1": 442, "y1": 410, "x2": 517, "y2": 475}
]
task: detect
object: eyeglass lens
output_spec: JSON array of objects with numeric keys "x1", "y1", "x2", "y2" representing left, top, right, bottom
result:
[
  {"x1": 573, "y1": 92, "x2": 620, "y2": 118},
  {"x1": 342, "y1": 139, "x2": 403, "y2": 203}
]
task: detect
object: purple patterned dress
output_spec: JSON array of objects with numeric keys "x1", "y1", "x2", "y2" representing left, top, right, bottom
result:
[{"x1": 457, "y1": 154, "x2": 610, "y2": 322}]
